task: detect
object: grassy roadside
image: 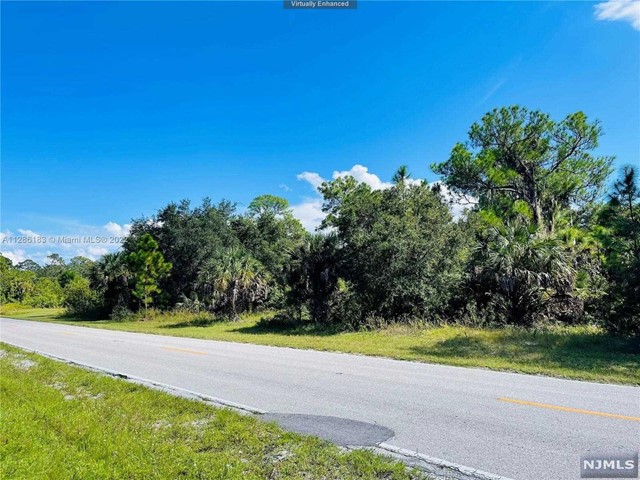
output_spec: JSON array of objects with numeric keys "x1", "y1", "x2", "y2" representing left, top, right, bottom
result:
[
  {"x1": 0, "y1": 343, "x2": 423, "y2": 480},
  {"x1": 2, "y1": 306, "x2": 639, "y2": 385}
]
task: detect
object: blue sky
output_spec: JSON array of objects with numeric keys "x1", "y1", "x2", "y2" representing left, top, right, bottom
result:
[{"x1": 1, "y1": 1, "x2": 639, "y2": 263}]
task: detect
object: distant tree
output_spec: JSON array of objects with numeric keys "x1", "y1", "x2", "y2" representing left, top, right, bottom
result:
[
  {"x1": 16, "y1": 259, "x2": 41, "y2": 272},
  {"x1": 27, "y1": 277, "x2": 64, "y2": 308},
  {"x1": 608, "y1": 166, "x2": 640, "y2": 259},
  {"x1": 64, "y1": 276, "x2": 101, "y2": 317},
  {"x1": 58, "y1": 269, "x2": 80, "y2": 288},
  {"x1": 47, "y1": 253, "x2": 65, "y2": 266},
  {"x1": 41, "y1": 253, "x2": 66, "y2": 280},
  {"x1": 392, "y1": 165, "x2": 411, "y2": 186},
  {"x1": 0, "y1": 255, "x2": 12, "y2": 270},
  {"x1": 0, "y1": 256, "x2": 38, "y2": 304},
  {"x1": 126, "y1": 234, "x2": 172, "y2": 318},
  {"x1": 247, "y1": 194, "x2": 290, "y2": 217},
  {"x1": 233, "y1": 195, "x2": 306, "y2": 303},
  {"x1": 432, "y1": 106, "x2": 613, "y2": 233},
  {"x1": 68, "y1": 256, "x2": 95, "y2": 278}
]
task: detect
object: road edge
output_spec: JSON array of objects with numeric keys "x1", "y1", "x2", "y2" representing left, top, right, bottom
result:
[
  {"x1": 374, "y1": 443, "x2": 515, "y2": 480},
  {"x1": 1, "y1": 340, "x2": 515, "y2": 480}
]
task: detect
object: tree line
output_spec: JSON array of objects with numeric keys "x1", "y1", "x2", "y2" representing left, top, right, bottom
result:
[{"x1": 2, "y1": 106, "x2": 638, "y2": 336}]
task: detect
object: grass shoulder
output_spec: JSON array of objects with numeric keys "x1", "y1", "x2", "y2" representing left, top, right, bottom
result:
[
  {"x1": 0, "y1": 343, "x2": 422, "y2": 480},
  {"x1": 2, "y1": 305, "x2": 638, "y2": 385}
]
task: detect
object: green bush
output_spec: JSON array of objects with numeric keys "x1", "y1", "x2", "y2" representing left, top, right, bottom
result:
[
  {"x1": 63, "y1": 277, "x2": 102, "y2": 316},
  {"x1": 109, "y1": 304, "x2": 134, "y2": 322},
  {"x1": 319, "y1": 175, "x2": 470, "y2": 324},
  {"x1": 26, "y1": 278, "x2": 64, "y2": 308}
]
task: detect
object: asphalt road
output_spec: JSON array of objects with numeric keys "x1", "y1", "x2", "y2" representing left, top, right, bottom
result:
[{"x1": 1, "y1": 317, "x2": 638, "y2": 480}]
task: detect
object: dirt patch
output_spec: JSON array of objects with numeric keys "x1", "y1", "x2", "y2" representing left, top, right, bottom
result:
[{"x1": 13, "y1": 358, "x2": 37, "y2": 371}]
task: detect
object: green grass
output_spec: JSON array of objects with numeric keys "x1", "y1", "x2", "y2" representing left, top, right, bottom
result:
[
  {"x1": 2, "y1": 306, "x2": 639, "y2": 385},
  {"x1": 0, "y1": 343, "x2": 423, "y2": 480}
]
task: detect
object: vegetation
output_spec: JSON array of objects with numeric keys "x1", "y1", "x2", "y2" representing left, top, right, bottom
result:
[
  {"x1": 0, "y1": 344, "x2": 422, "y2": 480},
  {"x1": 1, "y1": 106, "x2": 638, "y2": 343},
  {"x1": 125, "y1": 233, "x2": 172, "y2": 319},
  {"x1": 595, "y1": 166, "x2": 640, "y2": 336},
  {"x1": 316, "y1": 171, "x2": 469, "y2": 325},
  {"x1": 3, "y1": 308, "x2": 638, "y2": 385}
]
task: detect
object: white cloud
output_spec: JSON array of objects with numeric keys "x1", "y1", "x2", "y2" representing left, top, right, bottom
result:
[
  {"x1": 405, "y1": 178, "x2": 425, "y2": 188},
  {"x1": 430, "y1": 181, "x2": 478, "y2": 218},
  {"x1": 18, "y1": 229, "x2": 41, "y2": 238},
  {"x1": 297, "y1": 171, "x2": 325, "y2": 190},
  {"x1": 332, "y1": 165, "x2": 393, "y2": 190},
  {"x1": 86, "y1": 246, "x2": 111, "y2": 258},
  {"x1": 291, "y1": 164, "x2": 477, "y2": 229},
  {"x1": 146, "y1": 219, "x2": 164, "y2": 228},
  {"x1": 1, "y1": 249, "x2": 27, "y2": 265},
  {"x1": 297, "y1": 164, "x2": 397, "y2": 194},
  {"x1": 293, "y1": 165, "x2": 433, "y2": 230},
  {"x1": 104, "y1": 221, "x2": 131, "y2": 236},
  {"x1": 291, "y1": 198, "x2": 325, "y2": 231},
  {"x1": 595, "y1": 0, "x2": 640, "y2": 29}
]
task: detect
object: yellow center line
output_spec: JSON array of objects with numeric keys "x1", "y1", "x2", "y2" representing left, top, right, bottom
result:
[
  {"x1": 162, "y1": 346, "x2": 208, "y2": 356},
  {"x1": 57, "y1": 331, "x2": 76, "y2": 336},
  {"x1": 498, "y1": 397, "x2": 640, "y2": 422}
]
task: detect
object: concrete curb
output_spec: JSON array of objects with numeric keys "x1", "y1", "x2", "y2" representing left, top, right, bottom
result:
[{"x1": 375, "y1": 443, "x2": 516, "y2": 480}]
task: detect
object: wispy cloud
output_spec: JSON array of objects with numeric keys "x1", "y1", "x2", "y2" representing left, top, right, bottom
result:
[
  {"x1": 480, "y1": 78, "x2": 507, "y2": 105},
  {"x1": 595, "y1": 0, "x2": 640, "y2": 30},
  {"x1": 297, "y1": 171, "x2": 325, "y2": 190},
  {"x1": 17, "y1": 229, "x2": 41, "y2": 238}
]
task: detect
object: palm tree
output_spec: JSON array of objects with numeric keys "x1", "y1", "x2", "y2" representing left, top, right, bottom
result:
[
  {"x1": 198, "y1": 247, "x2": 268, "y2": 318},
  {"x1": 392, "y1": 165, "x2": 410, "y2": 187},
  {"x1": 474, "y1": 221, "x2": 576, "y2": 326},
  {"x1": 286, "y1": 233, "x2": 339, "y2": 322},
  {"x1": 91, "y1": 252, "x2": 131, "y2": 309}
]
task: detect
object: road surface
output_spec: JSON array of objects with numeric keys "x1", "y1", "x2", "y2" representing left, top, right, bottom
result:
[{"x1": 1, "y1": 317, "x2": 638, "y2": 480}]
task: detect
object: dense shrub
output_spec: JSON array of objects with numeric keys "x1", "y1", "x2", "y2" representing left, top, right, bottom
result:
[
  {"x1": 319, "y1": 173, "x2": 471, "y2": 324},
  {"x1": 63, "y1": 277, "x2": 103, "y2": 316},
  {"x1": 26, "y1": 278, "x2": 64, "y2": 308},
  {"x1": 109, "y1": 304, "x2": 134, "y2": 322}
]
